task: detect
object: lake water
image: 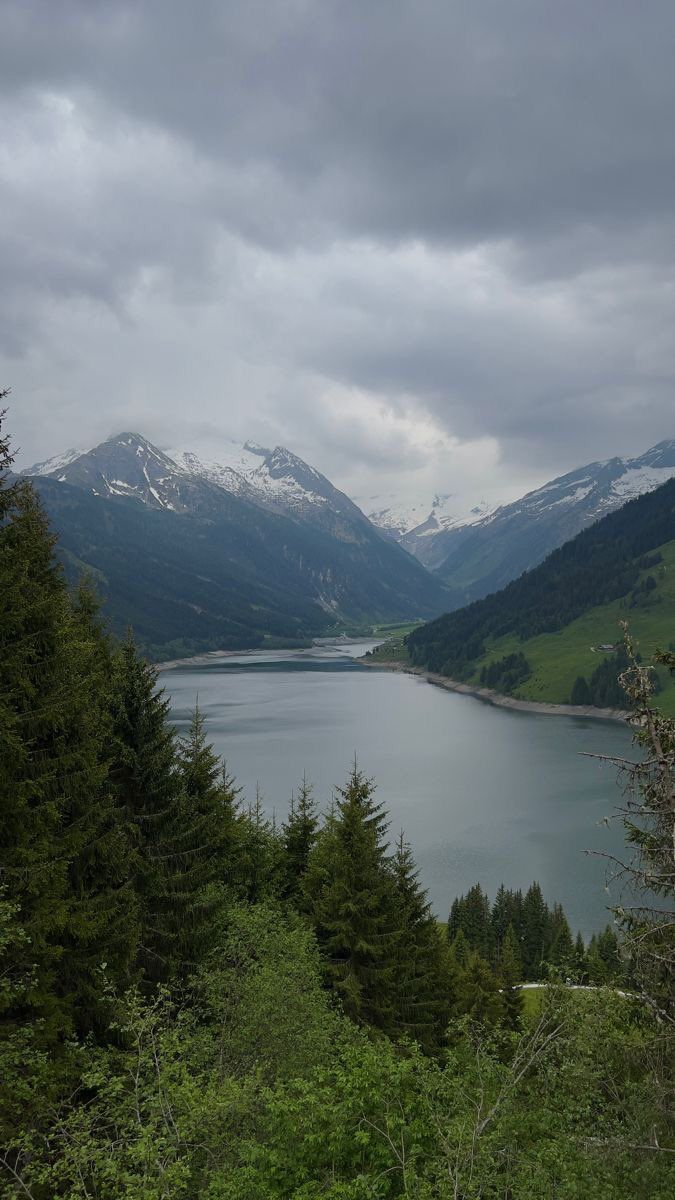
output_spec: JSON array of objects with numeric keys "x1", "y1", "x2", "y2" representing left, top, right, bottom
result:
[{"x1": 161, "y1": 642, "x2": 635, "y2": 935}]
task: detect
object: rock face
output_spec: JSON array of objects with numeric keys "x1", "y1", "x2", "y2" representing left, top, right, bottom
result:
[{"x1": 24, "y1": 433, "x2": 450, "y2": 656}]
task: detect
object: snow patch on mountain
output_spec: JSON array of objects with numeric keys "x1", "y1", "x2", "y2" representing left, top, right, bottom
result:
[
  {"x1": 27, "y1": 447, "x2": 90, "y2": 476},
  {"x1": 610, "y1": 464, "x2": 675, "y2": 500},
  {"x1": 166, "y1": 442, "x2": 333, "y2": 513},
  {"x1": 365, "y1": 493, "x2": 494, "y2": 539}
]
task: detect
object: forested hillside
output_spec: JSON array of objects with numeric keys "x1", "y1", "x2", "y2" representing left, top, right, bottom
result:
[
  {"x1": 2, "y1": 410, "x2": 673, "y2": 1197},
  {"x1": 407, "y1": 477, "x2": 675, "y2": 711}
]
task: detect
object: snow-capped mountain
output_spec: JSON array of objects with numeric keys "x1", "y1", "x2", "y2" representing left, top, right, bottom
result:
[
  {"x1": 365, "y1": 440, "x2": 675, "y2": 573},
  {"x1": 166, "y1": 441, "x2": 369, "y2": 534},
  {"x1": 26, "y1": 433, "x2": 371, "y2": 535},
  {"x1": 427, "y1": 439, "x2": 675, "y2": 599},
  {"x1": 23, "y1": 432, "x2": 450, "y2": 651},
  {"x1": 27, "y1": 446, "x2": 92, "y2": 477},
  {"x1": 360, "y1": 492, "x2": 494, "y2": 541},
  {"x1": 24, "y1": 433, "x2": 224, "y2": 514}
]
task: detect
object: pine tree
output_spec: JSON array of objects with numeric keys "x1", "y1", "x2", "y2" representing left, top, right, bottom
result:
[
  {"x1": 570, "y1": 675, "x2": 592, "y2": 705},
  {"x1": 521, "y1": 882, "x2": 551, "y2": 980},
  {"x1": 0, "y1": 445, "x2": 129, "y2": 1037},
  {"x1": 308, "y1": 764, "x2": 397, "y2": 1032},
  {"x1": 548, "y1": 903, "x2": 575, "y2": 974},
  {"x1": 454, "y1": 951, "x2": 504, "y2": 1026},
  {"x1": 109, "y1": 634, "x2": 197, "y2": 985},
  {"x1": 56, "y1": 579, "x2": 139, "y2": 1032},
  {"x1": 451, "y1": 884, "x2": 493, "y2": 959},
  {"x1": 587, "y1": 925, "x2": 623, "y2": 984},
  {"x1": 447, "y1": 895, "x2": 464, "y2": 944},
  {"x1": 238, "y1": 785, "x2": 284, "y2": 903},
  {"x1": 491, "y1": 884, "x2": 511, "y2": 956},
  {"x1": 574, "y1": 930, "x2": 588, "y2": 982},
  {"x1": 491, "y1": 884, "x2": 525, "y2": 965},
  {"x1": 390, "y1": 832, "x2": 451, "y2": 1052},
  {"x1": 499, "y1": 923, "x2": 524, "y2": 1030},
  {"x1": 175, "y1": 703, "x2": 240, "y2": 961},
  {"x1": 282, "y1": 774, "x2": 318, "y2": 902},
  {"x1": 448, "y1": 928, "x2": 470, "y2": 969}
]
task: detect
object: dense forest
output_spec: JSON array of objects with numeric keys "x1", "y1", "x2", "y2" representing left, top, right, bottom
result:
[
  {"x1": 1, "y1": 408, "x2": 674, "y2": 1197},
  {"x1": 407, "y1": 478, "x2": 675, "y2": 681}
]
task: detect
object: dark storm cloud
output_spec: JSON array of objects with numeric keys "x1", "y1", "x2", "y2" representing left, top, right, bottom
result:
[{"x1": 1, "y1": 0, "x2": 674, "y2": 493}]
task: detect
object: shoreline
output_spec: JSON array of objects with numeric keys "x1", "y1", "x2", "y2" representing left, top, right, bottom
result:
[
  {"x1": 361, "y1": 658, "x2": 629, "y2": 723},
  {"x1": 155, "y1": 636, "x2": 380, "y2": 673},
  {"x1": 155, "y1": 643, "x2": 629, "y2": 723},
  {"x1": 155, "y1": 647, "x2": 258, "y2": 672}
]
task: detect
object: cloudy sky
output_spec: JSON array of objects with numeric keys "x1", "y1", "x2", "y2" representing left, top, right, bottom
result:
[{"x1": 2, "y1": 0, "x2": 675, "y2": 514}]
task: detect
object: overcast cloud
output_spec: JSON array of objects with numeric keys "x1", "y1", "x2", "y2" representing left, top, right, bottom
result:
[{"x1": 2, "y1": 0, "x2": 674, "y2": 510}]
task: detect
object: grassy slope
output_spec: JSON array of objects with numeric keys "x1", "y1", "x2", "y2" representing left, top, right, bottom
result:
[
  {"x1": 369, "y1": 540, "x2": 675, "y2": 715},
  {"x1": 468, "y1": 538, "x2": 675, "y2": 715}
]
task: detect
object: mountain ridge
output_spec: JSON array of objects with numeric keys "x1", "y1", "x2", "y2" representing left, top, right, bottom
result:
[
  {"x1": 397, "y1": 439, "x2": 675, "y2": 595},
  {"x1": 23, "y1": 432, "x2": 451, "y2": 658}
]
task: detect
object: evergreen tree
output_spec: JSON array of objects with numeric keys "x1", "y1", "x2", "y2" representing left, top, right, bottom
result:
[
  {"x1": 308, "y1": 764, "x2": 397, "y2": 1032},
  {"x1": 574, "y1": 930, "x2": 588, "y2": 982},
  {"x1": 570, "y1": 676, "x2": 592, "y2": 705},
  {"x1": 587, "y1": 925, "x2": 623, "y2": 984},
  {"x1": 499, "y1": 923, "x2": 524, "y2": 1031},
  {"x1": 281, "y1": 774, "x2": 318, "y2": 902},
  {"x1": 491, "y1": 884, "x2": 524, "y2": 964},
  {"x1": 448, "y1": 928, "x2": 470, "y2": 969},
  {"x1": 109, "y1": 634, "x2": 197, "y2": 985},
  {"x1": 447, "y1": 883, "x2": 493, "y2": 958},
  {"x1": 447, "y1": 895, "x2": 464, "y2": 944},
  {"x1": 390, "y1": 832, "x2": 451, "y2": 1052},
  {"x1": 0, "y1": 438, "x2": 129, "y2": 1037},
  {"x1": 238, "y1": 785, "x2": 284, "y2": 903},
  {"x1": 57, "y1": 579, "x2": 139, "y2": 1032},
  {"x1": 521, "y1": 882, "x2": 551, "y2": 980},
  {"x1": 454, "y1": 950, "x2": 504, "y2": 1026},
  {"x1": 548, "y1": 903, "x2": 575, "y2": 974},
  {"x1": 490, "y1": 883, "x2": 511, "y2": 956},
  {"x1": 176, "y1": 703, "x2": 240, "y2": 959}
]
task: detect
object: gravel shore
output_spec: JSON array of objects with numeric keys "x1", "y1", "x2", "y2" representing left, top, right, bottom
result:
[{"x1": 361, "y1": 659, "x2": 629, "y2": 723}]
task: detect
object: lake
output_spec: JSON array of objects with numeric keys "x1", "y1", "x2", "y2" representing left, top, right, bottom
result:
[{"x1": 161, "y1": 642, "x2": 635, "y2": 935}]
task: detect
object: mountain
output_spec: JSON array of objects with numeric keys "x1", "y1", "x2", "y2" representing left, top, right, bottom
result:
[
  {"x1": 404, "y1": 475, "x2": 675, "y2": 714},
  {"x1": 367, "y1": 441, "x2": 675, "y2": 601},
  {"x1": 360, "y1": 491, "x2": 494, "y2": 544},
  {"x1": 167, "y1": 440, "x2": 378, "y2": 539},
  {"x1": 24, "y1": 433, "x2": 449, "y2": 658}
]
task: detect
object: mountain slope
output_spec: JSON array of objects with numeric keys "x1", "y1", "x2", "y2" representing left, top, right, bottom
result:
[
  {"x1": 405, "y1": 476, "x2": 675, "y2": 713},
  {"x1": 25, "y1": 434, "x2": 450, "y2": 657},
  {"x1": 367, "y1": 441, "x2": 675, "y2": 597}
]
